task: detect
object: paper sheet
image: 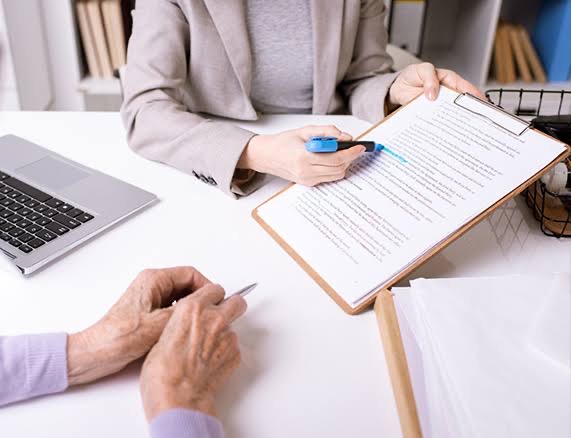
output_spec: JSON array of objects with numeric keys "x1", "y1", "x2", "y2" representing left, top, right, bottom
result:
[
  {"x1": 528, "y1": 275, "x2": 571, "y2": 369},
  {"x1": 392, "y1": 288, "x2": 433, "y2": 438},
  {"x1": 257, "y1": 88, "x2": 568, "y2": 308},
  {"x1": 395, "y1": 287, "x2": 470, "y2": 438},
  {"x1": 397, "y1": 275, "x2": 571, "y2": 438},
  {"x1": 395, "y1": 286, "x2": 474, "y2": 438}
]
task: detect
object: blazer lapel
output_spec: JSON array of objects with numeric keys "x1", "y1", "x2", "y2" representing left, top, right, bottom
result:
[
  {"x1": 311, "y1": 0, "x2": 344, "y2": 113},
  {"x1": 203, "y1": 0, "x2": 253, "y2": 96}
]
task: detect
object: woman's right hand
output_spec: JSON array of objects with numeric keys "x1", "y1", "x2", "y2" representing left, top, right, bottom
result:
[{"x1": 237, "y1": 125, "x2": 366, "y2": 186}]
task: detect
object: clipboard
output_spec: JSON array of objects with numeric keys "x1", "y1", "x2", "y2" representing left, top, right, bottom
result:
[{"x1": 252, "y1": 89, "x2": 571, "y2": 315}]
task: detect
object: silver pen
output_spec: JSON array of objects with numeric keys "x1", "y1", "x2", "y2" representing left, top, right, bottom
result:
[{"x1": 223, "y1": 283, "x2": 258, "y2": 302}]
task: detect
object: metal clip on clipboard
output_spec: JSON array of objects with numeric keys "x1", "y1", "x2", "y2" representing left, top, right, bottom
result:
[{"x1": 454, "y1": 93, "x2": 532, "y2": 136}]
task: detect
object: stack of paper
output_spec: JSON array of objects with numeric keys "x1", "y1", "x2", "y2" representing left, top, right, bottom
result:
[{"x1": 391, "y1": 274, "x2": 571, "y2": 438}]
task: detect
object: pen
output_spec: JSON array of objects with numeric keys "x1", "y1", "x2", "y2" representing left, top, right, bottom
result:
[
  {"x1": 305, "y1": 136, "x2": 407, "y2": 163},
  {"x1": 223, "y1": 283, "x2": 258, "y2": 302},
  {"x1": 305, "y1": 136, "x2": 383, "y2": 153}
]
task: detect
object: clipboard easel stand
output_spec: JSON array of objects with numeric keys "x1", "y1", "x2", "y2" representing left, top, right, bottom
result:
[
  {"x1": 252, "y1": 89, "x2": 571, "y2": 315},
  {"x1": 375, "y1": 290, "x2": 423, "y2": 438}
]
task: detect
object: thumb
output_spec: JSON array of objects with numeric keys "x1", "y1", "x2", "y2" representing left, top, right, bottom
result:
[
  {"x1": 339, "y1": 144, "x2": 366, "y2": 163},
  {"x1": 149, "y1": 307, "x2": 174, "y2": 338},
  {"x1": 416, "y1": 63, "x2": 440, "y2": 101}
]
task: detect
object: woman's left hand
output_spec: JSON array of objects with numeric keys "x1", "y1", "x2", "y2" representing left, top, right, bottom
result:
[{"x1": 388, "y1": 63, "x2": 485, "y2": 107}]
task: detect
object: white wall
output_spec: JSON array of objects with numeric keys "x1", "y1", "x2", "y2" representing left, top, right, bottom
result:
[
  {"x1": 1, "y1": 0, "x2": 52, "y2": 110},
  {"x1": 0, "y1": 0, "x2": 20, "y2": 110},
  {"x1": 40, "y1": 0, "x2": 84, "y2": 110}
]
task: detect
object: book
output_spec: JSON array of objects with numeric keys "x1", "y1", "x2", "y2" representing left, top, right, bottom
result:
[
  {"x1": 507, "y1": 24, "x2": 532, "y2": 83},
  {"x1": 500, "y1": 24, "x2": 517, "y2": 83},
  {"x1": 493, "y1": 25, "x2": 506, "y2": 83},
  {"x1": 121, "y1": 0, "x2": 137, "y2": 43},
  {"x1": 492, "y1": 22, "x2": 548, "y2": 84},
  {"x1": 518, "y1": 25, "x2": 547, "y2": 83},
  {"x1": 85, "y1": 0, "x2": 114, "y2": 78},
  {"x1": 533, "y1": 0, "x2": 571, "y2": 82},
  {"x1": 101, "y1": 0, "x2": 126, "y2": 70},
  {"x1": 76, "y1": 0, "x2": 102, "y2": 77},
  {"x1": 253, "y1": 87, "x2": 569, "y2": 314}
]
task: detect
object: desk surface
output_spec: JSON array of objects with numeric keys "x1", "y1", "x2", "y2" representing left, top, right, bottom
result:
[{"x1": 0, "y1": 112, "x2": 569, "y2": 438}]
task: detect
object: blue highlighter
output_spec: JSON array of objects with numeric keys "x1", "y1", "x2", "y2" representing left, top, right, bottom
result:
[{"x1": 305, "y1": 136, "x2": 407, "y2": 163}]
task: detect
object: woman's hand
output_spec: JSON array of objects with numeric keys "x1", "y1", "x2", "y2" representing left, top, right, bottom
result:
[
  {"x1": 67, "y1": 267, "x2": 211, "y2": 386},
  {"x1": 140, "y1": 284, "x2": 246, "y2": 420},
  {"x1": 388, "y1": 63, "x2": 485, "y2": 107},
  {"x1": 237, "y1": 125, "x2": 365, "y2": 186}
]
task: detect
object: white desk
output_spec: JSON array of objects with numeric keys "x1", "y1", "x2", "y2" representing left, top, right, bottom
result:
[{"x1": 0, "y1": 112, "x2": 569, "y2": 438}]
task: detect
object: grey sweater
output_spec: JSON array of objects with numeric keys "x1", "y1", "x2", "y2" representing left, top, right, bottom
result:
[{"x1": 246, "y1": 0, "x2": 314, "y2": 114}]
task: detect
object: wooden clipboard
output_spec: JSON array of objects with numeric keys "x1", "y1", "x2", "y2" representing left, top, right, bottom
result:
[{"x1": 252, "y1": 92, "x2": 571, "y2": 316}]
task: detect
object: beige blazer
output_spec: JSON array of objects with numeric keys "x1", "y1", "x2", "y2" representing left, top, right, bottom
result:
[{"x1": 121, "y1": 0, "x2": 398, "y2": 198}]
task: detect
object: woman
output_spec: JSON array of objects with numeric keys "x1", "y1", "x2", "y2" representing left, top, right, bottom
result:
[{"x1": 121, "y1": 0, "x2": 482, "y2": 198}]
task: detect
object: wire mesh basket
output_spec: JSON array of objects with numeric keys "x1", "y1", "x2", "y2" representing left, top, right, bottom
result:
[{"x1": 485, "y1": 88, "x2": 571, "y2": 238}]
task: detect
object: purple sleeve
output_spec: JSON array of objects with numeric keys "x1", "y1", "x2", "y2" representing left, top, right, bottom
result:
[
  {"x1": 0, "y1": 333, "x2": 68, "y2": 406},
  {"x1": 150, "y1": 409, "x2": 225, "y2": 438}
]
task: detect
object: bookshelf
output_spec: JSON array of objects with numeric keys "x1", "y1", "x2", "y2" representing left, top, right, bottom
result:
[
  {"x1": 2, "y1": 0, "x2": 130, "y2": 112},
  {"x1": 2, "y1": 0, "x2": 568, "y2": 112},
  {"x1": 65, "y1": 0, "x2": 129, "y2": 111},
  {"x1": 78, "y1": 76, "x2": 121, "y2": 95},
  {"x1": 421, "y1": 0, "x2": 502, "y2": 86}
]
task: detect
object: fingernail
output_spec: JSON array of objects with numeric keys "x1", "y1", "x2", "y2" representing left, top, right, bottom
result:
[{"x1": 341, "y1": 132, "x2": 352, "y2": 139}]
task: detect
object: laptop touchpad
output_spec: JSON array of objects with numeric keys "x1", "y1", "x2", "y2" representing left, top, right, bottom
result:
[{"x1": 16, "y1": 156, "x2": 90, "y2": 191}]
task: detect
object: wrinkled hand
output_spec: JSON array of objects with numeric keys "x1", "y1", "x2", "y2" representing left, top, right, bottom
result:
[
  {"x1": 67, "y1": 267, "x2": 211, "y2": 386},
  {"x1": 238, "y1": 125, "x2": 365, "y2": 186},
  {"x1": 140, "y1": 284, "x2": 247, "y2": 420},
  {"x1": 388, "y1": 62, "x2": 485, "y2": 107}
]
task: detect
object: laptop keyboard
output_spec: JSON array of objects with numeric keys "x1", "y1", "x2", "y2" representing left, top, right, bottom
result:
[{"x1": 0, "y1": 170, "x2": 93, "y2": 254}]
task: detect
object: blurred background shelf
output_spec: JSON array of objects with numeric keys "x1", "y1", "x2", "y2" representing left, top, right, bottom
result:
[
  {"x1": 419, "y1": 0, "x2": 501, "y2": 87},
  {"x1": 78, "y1": 76, "x2": 123, "y2": 111},
  {"x1": 0, "y1": 0, "x2": 569, "y2": 112},
  {"x1": 78, "y1": 76, "x2": 121, "y2": 95}
]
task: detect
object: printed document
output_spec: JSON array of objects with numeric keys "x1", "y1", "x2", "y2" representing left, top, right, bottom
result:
[{"x1": 256, "y1": 88, "x2": 568, "y2": 308}]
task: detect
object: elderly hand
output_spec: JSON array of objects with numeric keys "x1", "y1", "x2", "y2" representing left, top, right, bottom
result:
[
  {"x1": 140, "y1": 284, "x2": 247, "y2": 420},
  {"x1": 388, "y1": 63, "x2": 485, "y2": 108},
  {"x1": 67, "y1": 267, "x2": 211, "y2": 386},
  {"x1": 238, "y1": 125, "x2": 365, "y2": 186}
]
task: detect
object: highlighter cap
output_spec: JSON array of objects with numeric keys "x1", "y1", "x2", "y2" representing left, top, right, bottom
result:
[{"x1": 305, "y1": 136, "x2": 338, "y2": 153}]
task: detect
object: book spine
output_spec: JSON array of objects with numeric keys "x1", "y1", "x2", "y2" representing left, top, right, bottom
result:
[
  {"x1": 508, "y1": 24, "x2": 532, "y2": 83},
  {"x1": 76, "y1": 0, "x2": 103, "y2": 78},
  {"x1": 533, "y1": 0, "x2": 571, "y2": 82}
]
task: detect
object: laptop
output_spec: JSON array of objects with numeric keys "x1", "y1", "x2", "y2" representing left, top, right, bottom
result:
[{"x1": 0, "y1": 135, "x2": 157, "y2": 275}]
